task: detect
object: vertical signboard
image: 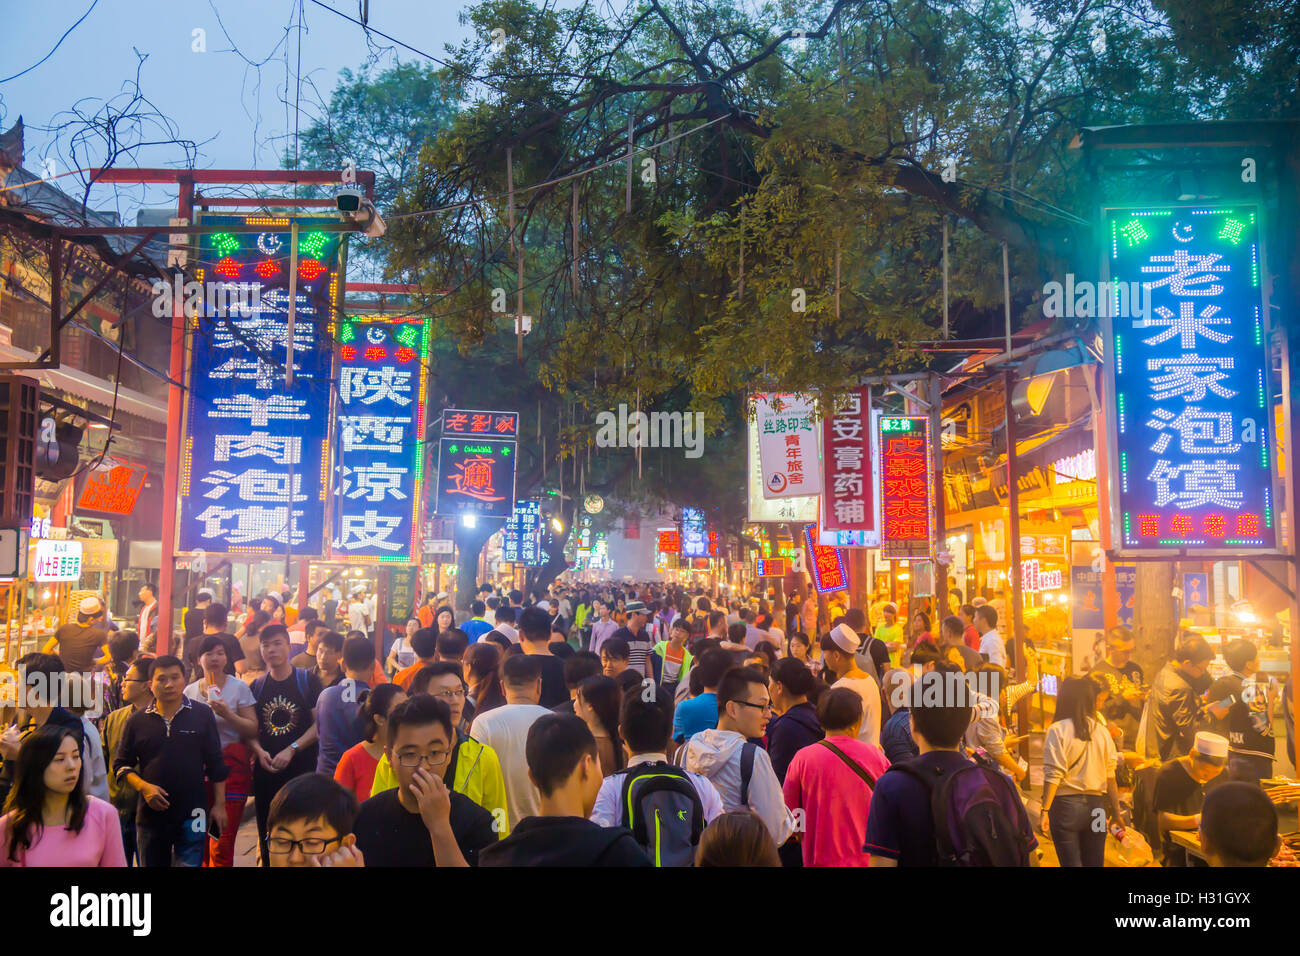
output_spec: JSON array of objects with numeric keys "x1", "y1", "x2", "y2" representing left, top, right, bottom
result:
[
  {"x1": 503, "y1": 500, "x2": 543, "y2": 565},
  {"x1": 681, "y1": 508, "x2": 707, "y2": 558},
  {"x1": 878, "y1": 416, "x2": 933, "y2": 560},
  {"x1": 330, "y1": 314, "x2": 429, "y2": 562},
  {"x1": 802, "y1": 523, "x2": 847, "y2": 593},
  {"x1": 1103, "y1": 205, "x2": 1277, "y2": 555},
  {"x1": 755, "y1": 393, "x2": 820, "y2": 499},
  {"x1": 434, "y1": 410, "x2": 519, "y2": 519},
  {"x1": 822, "y1": 387, "x2": 874, "y2": 533},
  {"x1": 179, "y1": 217, "x2": 340, "y2": 555}
]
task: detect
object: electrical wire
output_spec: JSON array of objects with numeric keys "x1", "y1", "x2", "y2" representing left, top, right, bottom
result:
[{"x1": 0, "y1": 0, "x2": 100, "y2": 84}]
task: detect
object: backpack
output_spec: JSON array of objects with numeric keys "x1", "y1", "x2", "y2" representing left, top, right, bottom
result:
[
  {"x1": 618, "y1": 761, "x2": 705, "y2": 867},
  {"x1": 738, "y1": 741, "x2": 759, "y2": 806},
  {"x1": 252, "y1": 667, "x2": 312, "y2": 703},
  {"x1": 895, "y1": 760, "x2": 1033, "y2": 867}
]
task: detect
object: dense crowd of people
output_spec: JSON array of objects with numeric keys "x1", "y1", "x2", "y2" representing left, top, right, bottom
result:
[{"x1": 0, "y1": 579, "x2": 1290, "y2": 869}]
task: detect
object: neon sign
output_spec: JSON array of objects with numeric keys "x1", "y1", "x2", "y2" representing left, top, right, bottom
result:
[
  {"x1": 657, "y1": 529, "x2": 681, "y2": 554},
  {"x1": 178, "y1": 216, "x2": 339, "y2": 555},
  {"x1": 503, "y1": 500, "x2": 543, "y2": 565},
  {"x1": 802, "y1": 523, "x2": 847, "y2": 593},
  {"x1": 77, "y1": 461, "x2": 147, "y2": 516},
  {"x1": 681, "y1": 508, "x2": 707, "y2": 558},
  {"x1": 822, "y1": 387, "x2": 874, "y2": 533},
  {"x1": 330, "y1": 315, "x2": 429, "y2": 562},
  {"x1": 1103, "y1": 205, "x2": 1276, "y2": 554},
  {"x1": 878, "y1": 416, "x2": 933, "y2": 560}
]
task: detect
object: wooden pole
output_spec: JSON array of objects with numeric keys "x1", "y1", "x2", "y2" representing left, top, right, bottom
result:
[
  {"x1": 930, "y1": 371, "x2": 948, "y2": 620},
  {"x1": 1005, "y1": 369, "x2": 1028, "y2": 741}
]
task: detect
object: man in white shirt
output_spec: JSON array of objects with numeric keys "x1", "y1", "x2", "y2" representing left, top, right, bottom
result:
[
  {"x1": 681, "y1": 666, "x2": 793, "y2": 847},
  {"x1": 137, "y1": 583, "x2": 158, "y2": 647},
  {"x1": 493, "y1": 605, "x2": 519, "y2": 643},
  {"x1": 976, "y1": 605, "x2": 1006, "y2": 667},
  {"x1": 347, "y1": 590, "x2": 370, "y2": 633},
  {"x1": 469, "y1": 654, "x2": 551, "y2": 827},
  {"x1": 818, "y1": 623, "x2": 882, "y2": 747}
]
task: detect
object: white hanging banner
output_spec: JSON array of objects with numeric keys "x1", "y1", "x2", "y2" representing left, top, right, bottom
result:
[{"x1": 755, "y1": 392, "x2": 821, "y2": 499}]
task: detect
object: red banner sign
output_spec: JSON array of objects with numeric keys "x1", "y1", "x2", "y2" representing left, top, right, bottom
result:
[
  {"x1": 77, "y1": 461, "x2": 148, "y2": 515},
  {"x1": 802, "y1": 523, "x2": 847, "y2": 593},
  {"x1": 756, "y1": 557, "x2": 788, "y2": 577},
  {"x1": 879, "y1": 416, "x2": 932, "y2": 560},
  {"x1": 822, "y1": 387, "x2": 874, "y2": 533}
]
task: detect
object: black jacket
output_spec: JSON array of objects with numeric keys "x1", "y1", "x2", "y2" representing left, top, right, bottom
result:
[
  {"x1": 767, "y1": 702, "x2": 824, "y2": 783},
  {"x1": 478, "y1": 816, "x2": 652, "y2": 867},
  {"x1": 1148, "y1": 663, "x2": 1205, "y2": 761}
]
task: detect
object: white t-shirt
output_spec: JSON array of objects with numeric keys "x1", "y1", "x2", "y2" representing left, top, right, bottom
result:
[
  {"x1": 979, "y1": 629, "x2": 1007, "y2": 667},
  {"x1": 389, "y1": 637, "x2": 416, "y2": 669},
  {"x1": 832, "y1": 675, "x2": 882, "y2": 747},
  {"x1": 468, "y1": 703, "x2": 552, "y2": 827},
  {"x1": 185, "y1": 675, "x2": 257, "y2": 750},
  {"x1": 348, "y1": 600, "x2": 369, "y2": 631},
  {"x1": 590, "y1": 755, "x2": 725, "y2": 827}
]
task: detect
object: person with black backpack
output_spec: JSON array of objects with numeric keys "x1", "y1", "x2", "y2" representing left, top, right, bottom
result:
[
  {"x1": 590, "y1": 693, "x2": 723, "y2": 866},
  {"x1": 863, "y1": 662, "x2": 1038, "y2": 867}
]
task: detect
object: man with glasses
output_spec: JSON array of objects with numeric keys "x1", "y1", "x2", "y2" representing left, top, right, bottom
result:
[
  {"x1": 681, "y1": 666, "x2": 794, "y2": 847},
  {"x1": 353, "y1": 695, "x2": 497, "y2": 866},
  {"x1": 104, "y1": 657, "x2": 154, "y2": 865},
  {"x1": 316, "y1": 635, "x2": 377, "y2": 777}
]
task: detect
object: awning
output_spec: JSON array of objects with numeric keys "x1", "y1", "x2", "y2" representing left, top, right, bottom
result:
[{"x1": 0, "y1": 341, "x2": 167, "y2": 425}]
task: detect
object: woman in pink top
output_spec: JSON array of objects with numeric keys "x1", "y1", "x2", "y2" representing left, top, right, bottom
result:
[
  {"x1": 782, "y1": 687, "x2": 890, "y2": 867},
  {"x1": 0, "y1": 724, "x2": 126, "y2": 867}
]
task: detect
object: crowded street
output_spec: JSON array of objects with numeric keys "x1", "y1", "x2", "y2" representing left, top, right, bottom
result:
[{"x1": 0, "y1": 0, "x2": 1299, "y2": 936}]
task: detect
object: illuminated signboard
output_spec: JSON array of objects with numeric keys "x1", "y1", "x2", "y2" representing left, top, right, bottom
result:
[
  {"x1": 503, "y1": 500, "x2": 543, "y2": 565},
  {"x1": 33, "y1": 539, "x2": 81, "y2": 582},
  {"x1": 755, "y1": 392, "x2": 820, "y2": 498},
  {"x1": 707, "y1": 529, "x2": 718, "y2": 557},
  {"x1": 179, "y1": 216, "x2": 339, "y2": 555},
  {"x1": 442, "y1": 409, "x2": 519, "y2": 439},
  {"x1": 1020, "y1": 558, "x2": 1063, "y2": 594},
  {"x1": 681, "y1": 508, "x2": 707, "y2": 558},
  {"x1": 433, "y1": 438, "x2": 516, "y2": 519},
  {"x1": 756, "y1": 557, "x2": 788, "y2": 577},
  {"x1": 746, "y1": 397, "x2": 818, "y2": 522},
  {"x1": 879, "y1": 416, "x2": 933, "y2": 560},
  {"x1": 656, "y1": 529, "x2": 681, "y2": 554},
  {"x1": 1103, "y1": 205, "x2": 1277, "y2": 555},
  {"x1": 802, "y1": 523, "x2": 847, "y2": 593},
  {"x1": 77, "y1": 460, "x2": 147, "y2": 516},
  {"x1": 329, "y1": 315, "x2": 429, "y2": 562},
  {"x1": 822, "y1": 387, "x2": 874, "y2": 533}
]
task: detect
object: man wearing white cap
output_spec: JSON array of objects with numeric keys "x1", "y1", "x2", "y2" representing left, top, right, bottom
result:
[
  {"x1": 1151, "y1": 730, "x2": 1228, "y2": 866},
  {"x1": 47, "y1": 596, "x2": 111, "y2": 674},
  {"x1": 817, "y1": 624, "x2": 881, "y2": 747}
]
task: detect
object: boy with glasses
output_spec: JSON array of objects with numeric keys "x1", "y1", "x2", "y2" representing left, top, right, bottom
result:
[
  {"x1": 353, "y1": 694, "x2": 497, "y2": 866},
  {"x1": 266, "y1": 773, "x2": 364, "y2": 867}
]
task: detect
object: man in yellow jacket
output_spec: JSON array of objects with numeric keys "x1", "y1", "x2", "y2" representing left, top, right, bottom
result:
[{"x1": 369, "y1": 661, "x2": 509, "y2": 835}]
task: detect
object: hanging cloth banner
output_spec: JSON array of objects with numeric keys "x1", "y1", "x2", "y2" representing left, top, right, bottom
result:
[{"x1": 821, "y1": 387, "x2": 875, "y2": 533}]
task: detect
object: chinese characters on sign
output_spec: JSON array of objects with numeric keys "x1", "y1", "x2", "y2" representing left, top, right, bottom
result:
[
  {"x1": 442, "y1": 410, "x2": 519, "y2": 438},
  {"x1": 656, "y1": 529, "x2": 681, "y2": 554},
  {"x1": 179, "y1": 217, "x2": 339, "y2": 555},
  {"x1": 33, "y1": 539, "x2": 81, "y2": 582},
  {"x1": 681, "y1": 508, "x2": 708, "y2": 558},
  {"x1": 756, "y1": 557, "x2": 788, "y2": 577},
  {"x1": 434, "y1": 408, "x2": 518, "y2": 519},
  {"x1": 331, "y1": 316, "x2": 429, "y2": 561},
  {"x1": 77, "y1": 461, "x2": 147, "y2": 516},
  {"x1": 755, "y1": 393, "x2": 821, "y2": 499},
  {"x1": 1105, "y1": 205, "x2": 1277, "y2": 554},
  {"x1": 503, "y1": 500, "x2": 543, "y2": 565},
  {"x1": 878, "y1": 416, "x2": 933, "y2": 560},
  {"x1": 821, "y1": 388, "x2": 875, "y2": 534},
  {"x1": 802, "y1": 523, "x2": 847, "y2": 593},
  {"x1": 1020, "y1": 559, "x2": 1063, "y2": 594},
  {"x1": 746, "y1": 400, "x2": 818, "y2": 522}
]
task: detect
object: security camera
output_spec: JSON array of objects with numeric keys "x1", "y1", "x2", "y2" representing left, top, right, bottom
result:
[{"x1": 335, "y1": 184, "x2": 364, "y2": 212}]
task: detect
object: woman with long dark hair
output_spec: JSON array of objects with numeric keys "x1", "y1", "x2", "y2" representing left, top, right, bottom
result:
[
  {"x1": 0, "y1": 725, "x2": 125, "y2": 866},
  {"x1": 465, "y1": 642, "x2": 507, "y2": 716},
  {"x1": 575, "y1": 675, "x2": 625, "y2": 775},
  {"x1": 334, "y1": 684, "x2": 407, "y2": 803},
  {"x1": 1040, "y1": 676, "x2": 1124, "y2": 867}
]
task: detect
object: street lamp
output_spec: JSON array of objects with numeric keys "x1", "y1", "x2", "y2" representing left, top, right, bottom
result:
[{"x1": 462, "y1": 515, "x2": 478, "y2": 529}]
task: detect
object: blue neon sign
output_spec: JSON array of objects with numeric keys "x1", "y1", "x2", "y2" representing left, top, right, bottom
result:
[
  {"x1": 503, "y1": 500, "x2": 542, "y2": 565},
  {"x1": 178, "y1": 217, "x2": 339, "y2": 556},
  {"x1": 1103, "y1": 205, "x2": 1276, "y2": 554}
]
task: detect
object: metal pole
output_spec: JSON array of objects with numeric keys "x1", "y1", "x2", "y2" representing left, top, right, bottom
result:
[
  {"x1": 284, "y1": 222, "x2": 299, "y2": 584},
  {"x1": 930, "y1": 371, "x2": 947, "y2": 620},
  {"x1": 507, "y1": 148, "x2": 522, "y2": 363},
  {"x1": 942, "y1": 216, "x2": 950, "y2": 338},
  {"x1": 157, "y1": 174, "x2": 194, "y2": 655},
  {"x1": 1004, "y1": 369, "x2": 1028, "y2": 736}
]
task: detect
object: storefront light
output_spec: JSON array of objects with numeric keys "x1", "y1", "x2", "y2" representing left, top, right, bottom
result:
[{"x1": 462, "y1": 515, "x2": 477, "y2": 529}]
